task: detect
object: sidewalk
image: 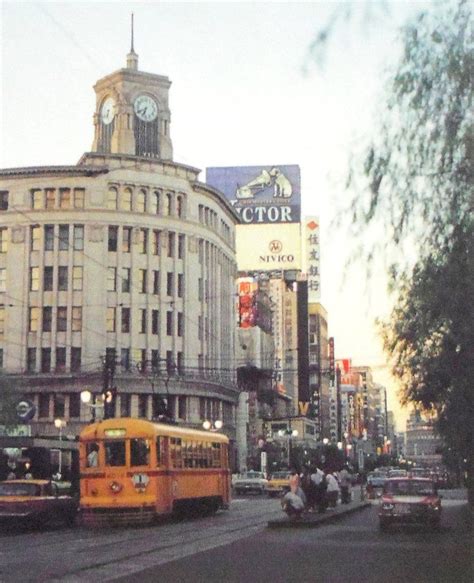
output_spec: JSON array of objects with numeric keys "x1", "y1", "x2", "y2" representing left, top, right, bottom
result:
[{"x1": 267, "y1": 488, "x2": 371, "y2": 529}]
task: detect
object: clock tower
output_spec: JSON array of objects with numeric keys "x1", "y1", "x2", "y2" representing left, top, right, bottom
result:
[{"x1": 91, "y1": 27, "x2": 172, "y2": 160}]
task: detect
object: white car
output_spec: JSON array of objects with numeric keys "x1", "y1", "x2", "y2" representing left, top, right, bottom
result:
[{"x1": 233, "y1": 471, "x2": 268, "y2": 495}]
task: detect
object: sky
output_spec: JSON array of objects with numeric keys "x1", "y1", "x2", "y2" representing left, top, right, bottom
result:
[{"x1": 0, "y1": 1, "x2": 427, "y2": 430}]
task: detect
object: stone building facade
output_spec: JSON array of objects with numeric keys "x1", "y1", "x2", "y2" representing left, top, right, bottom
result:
[{"x1": 0, "y1": 48, "x2": 240, "y2": 460}]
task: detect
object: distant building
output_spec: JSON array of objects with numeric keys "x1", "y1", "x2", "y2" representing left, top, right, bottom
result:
[{"x1": 405, "y1": 411, "x2": 442, "y2": 466}]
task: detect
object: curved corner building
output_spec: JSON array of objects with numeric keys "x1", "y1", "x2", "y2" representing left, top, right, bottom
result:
[{"x1": 0, "y1": 47, "x2": 239, "y2": 461}]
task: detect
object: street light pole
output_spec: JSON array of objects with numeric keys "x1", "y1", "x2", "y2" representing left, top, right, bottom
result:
[{"x1": 54, "y1": 418, "x2": 66, "y2": 480}]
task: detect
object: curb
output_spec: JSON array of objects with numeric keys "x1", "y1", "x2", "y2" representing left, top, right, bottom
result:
[{"x1": 267, "y1": 502, "x2": 372, "y2": 529}]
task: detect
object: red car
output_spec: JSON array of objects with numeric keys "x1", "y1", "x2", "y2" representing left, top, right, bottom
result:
[
  {"x1": 0, "y1": 479, "x2": 77, "y2": 528},
  {"x1": 379, "y1": 477, "x2": 441, "y2": 531}
]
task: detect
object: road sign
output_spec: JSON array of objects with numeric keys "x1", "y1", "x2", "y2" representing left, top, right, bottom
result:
[{"x1": 16, "y1": 400, "x2": 36, "y2": 422}]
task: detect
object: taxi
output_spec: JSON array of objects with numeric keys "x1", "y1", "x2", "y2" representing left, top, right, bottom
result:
[
  {"x1": 379, "y1": 477, "x2": 442, "y2": 531},
  {"x1": 265, "y1": 471, "x2": 291, "y2": 497},
  {"x1": 0, "y1": 479, "x2": 77, "y2": 528}
]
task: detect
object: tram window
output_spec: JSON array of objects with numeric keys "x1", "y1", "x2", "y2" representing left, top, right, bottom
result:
[
  {"x1": 156, "y1": 436, "x2": 166, "y2": 466},
  {"x1": 105, "y1": 440, "x2": 126, "y2": 466},
  {"x1": 86, "y1": 442, "x2": 99, "y2": 467},
  {"x1": 170, "y1": 437, "x2": 183, "y2": 468},
  {"x1": 131, "y1": 438, "x2": 150, "y2": 466},
  {"x1": 212, "y1": 443, "x2": 221, "y2": 468}
]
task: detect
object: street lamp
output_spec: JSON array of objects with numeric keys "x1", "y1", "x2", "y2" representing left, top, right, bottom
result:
[
  {"x1": 278, "y1": 427, "x2": 298, "y2": 467},
  {"x1": 81, "y1": 390, "x2": 104, "y2": 421},
  {"x1": 54, "y1": 418, "x2": 66, "y2": 480}
]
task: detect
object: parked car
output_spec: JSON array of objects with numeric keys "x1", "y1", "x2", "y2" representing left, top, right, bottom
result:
[
  {"x1": 233, "y1": 471, "x2": 268, "y2": 495},
  {"x1": 379, "y1": 477, "x2": 442, "y2": 531},
  {"x1": 265, "y1": 471, "x2": 291, "y2": 497},
  {"x1": 366, "y1": 472, "x2": 387, "y2": 499},
  {"x1": 0, "y1": 479, "x2": 77, "y2": 528},
  {"x1": 387, "y1": 469, "x2": 408, "y2": 478}
]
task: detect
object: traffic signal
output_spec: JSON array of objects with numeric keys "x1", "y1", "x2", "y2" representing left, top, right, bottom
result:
[{"x1": 102, "y1": 387, "x2": 117, "y2": 419}]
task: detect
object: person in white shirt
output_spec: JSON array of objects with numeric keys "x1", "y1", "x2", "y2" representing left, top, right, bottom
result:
[{"x1": 326, "y1": 472, "x2": 340, "y2": 508}]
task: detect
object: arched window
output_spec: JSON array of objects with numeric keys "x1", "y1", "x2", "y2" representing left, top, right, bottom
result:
[
  {"x1": 137, "y1": 189, "x2": 147, "y2": 213},
  {"x1": 121, "y1": 187, "x2": 133, "y2": 211},
  {"x1": 176, "y1": 194, "x2": 185, "y2": 218},
  {"x1": 165, "y1": 193, "x2": 173, "y2": 216},
  {"x1": 151, "y1": 190, "x2": 161, "y2": 215},
  {"x1": 107, "y1": 186, "x2": 118, "y2": 210}
]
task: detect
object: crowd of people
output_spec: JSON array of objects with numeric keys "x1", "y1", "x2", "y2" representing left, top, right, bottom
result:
[{"x1": 281, "y1": 465, "x2": 353, "y2": 518}]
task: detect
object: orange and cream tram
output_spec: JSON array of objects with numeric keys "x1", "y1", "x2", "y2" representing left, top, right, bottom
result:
[{"x1": 79, "y1": 418, "x2": 230, "y2": 525}]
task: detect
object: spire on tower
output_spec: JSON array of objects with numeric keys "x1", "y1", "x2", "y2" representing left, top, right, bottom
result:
[{"x1": 126, "y1": 13, "x2": 139, "y2": 70}]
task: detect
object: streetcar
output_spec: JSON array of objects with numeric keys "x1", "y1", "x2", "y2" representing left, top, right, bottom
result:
[{"x1": 79, "y1": 417, "x2": 231, "y2": 525}]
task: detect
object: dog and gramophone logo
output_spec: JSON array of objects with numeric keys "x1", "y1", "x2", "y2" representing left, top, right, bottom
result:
[{"x1": 206, "y1": 164, "x2": 301, "y2": 224}]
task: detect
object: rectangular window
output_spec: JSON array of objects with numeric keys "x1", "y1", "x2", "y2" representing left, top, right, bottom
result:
[
  {"x1": 168, "y1": 232, "x2": 175, "y2": 258},
  {"x1": 54, "y1": 394, "x2": 65, "y2": 418},
  {"x1": 139, "y1": 228, "x2": 148, "y2": 254},
  {"x1": 106, "y1": 307, "x2": 116, "y2": 332},
  {"x1": 131, "y1": 438, "x2": 150, "y2": 466},
  {"x1": 122, "y1": 227, "x2": 132, "y2": 253},
  {"x1": 56, "y1": 347, "x2": 66, "y2": 372},
  {"x1": 0, "y1": 308, "x2": 4, "y2": 335},
  {"x1": 105, "y1": 440, "x2": 125, "y2": 466},
  {"x1": 166, "y1": 311, "x2": 173, "y2": 336},
  {"x1": 45, "y1": 188, "x2": 56, "y2": 209},
  {"x1": 27, "y1": 348, "x2": 36, "y2": 372},
  {"x1": 72, "y1": 307, "x2": 82, "y2": 331},
  {"x1": 42, "y1": 307, "x2": 52, "y2": 332},
  {"x1": 41, "y1": 348, "x2": 51, "y2": 373},
  {"x1": 31, "y1": 189, "x2": 43, "y2": 209},
  {"x1": 39, "y1": 393, "x2": 50, "y2": 418},
  {"x1": 108, "y1": 226, "x2": 118, "y2": 252},
  {"x1": 0, "y1": 269, "x2": 6, "y2": 293},
  {"x1": 121, "y1": 267, "x2": 131, "y2": 293},
  {"x1": 43, "y1": 266, "x2": 53, "y2": 291},
  {"x1": 177, "y1": 312, "x2": 184, "y2": 337},
  {"x1": 72, "y1": 266, "x2": 83, "y2": 291},
  {"x1": 152, "y1": 310, "x2": 159, "y2": 335},
  {"x1": 198, "y1": 315, "x2": 202, "y2": 341},
  {"x1": 71, "y1": 347, "x2": 81, "y2": 372},
  {"x1": 0, "y1": 228, "x2": 8, "y2": 253},
  {"x1": 198, "y1": 278, "x2": 203, "y2": 301},
  {"x1": 59, "y1": 188, "x2": 71, "y2": 209},
  {"x1": 178, "y1": 234, "x2": 185, "y2": 259},
  {"x1": 177, "y1": 273, "x2": 184, "y2": 298},
  {"x1": 177, "y1": 351, "x2": 184, "y2": 374},
  {"x1": 140, "y1": 349, "x2": 147, "y2": 372},
  {"x1": 178, "y1": 396, "x2": 187, "y2": 420},
  {"x1": 120, "y1": 394, "x2": 130, "y2": 417},
  {"x1": 73, "y1": 225, "x2": 84, "y2": 250},
  {"x1": 166, "y1": 272, "x2": 173, "y2": 296},
  {"x1": 29, "y1": 307, "x2": 39, "y2": 332},
  {"x1": 44, "y1": 225, "x2": 54, "y2": 251},
  {"x1": 30, "y1": 226, "x2": 40, "y2": 252},
  {"x1": 57, "y1": 306, "x2": 67, "y2": 332},
  {"x1": 107, "y1": 267, "x2": 117, "y2": 291},
  {"x1": 166, "y1": 351, "x2": 174, "y2": 375},
  {"x1": 139, "y1": 269, "x2": 147, "y2": 293},
  {"x1": 73, "y1": 188, "x2": 85, "y2": 209},
  {"x1": 121, "y1": 307, "x2": 130, "y2": 333},
  {"x1": 58, "y1": 225, "x2": 69, "y2": 250},
  {"x1": 140, "y1": 308, "x2": 147, "y2": 334},
  {"x1": 152, "y1": 229, "x2": 160, "y2": 256},
  {"x1": 121, "y1": 348, "x2": 130, "y2": 371},
  {"x1": 138, "y1": 395, "x2": 148, "y2": 418},
  {"x1": 29, "y1": 267, "x2": 39, "y2": 291},
  {"x1": 153, "y1": 270, "x2": 160, "y2": 295},
  {"x1": 69, "y1": 393, "x2": 81, "y2": 417},
  {"x1": 58, "y1": 266, "x2": 68, "y2": 291}
]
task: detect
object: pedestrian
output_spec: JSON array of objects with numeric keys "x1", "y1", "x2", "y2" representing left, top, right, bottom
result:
[
  {"x1": 311, "y1": 465, "x2": 327, "y2": 513},
  {"x1": 87, "y1": 443, "x2": 99, "y2": 467},
  {"x1": 326, "y1": 471, "x2": 340, "y2": 508},
  {"x1": 281, "y1": 490, "x2": 305, "y2": 519},
  {"x1": 289, "y1": 467, "x2": 306, "y2": 507},
  {"x1": 339, "y1": 465, "x2": 352, "y2": 504},
  {"x1": 301, "y1": 466, "x2": 317, "y2": 512},
  {"x1": 7, "y1": 471, "x2": 16, "y2": 480}
]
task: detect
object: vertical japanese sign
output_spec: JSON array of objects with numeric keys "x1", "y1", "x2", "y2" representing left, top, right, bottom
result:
[
  {"x1": 328, "y1": 337, "x2": 335, "y2": 382},
  {"x1": 303, "y1": 217, "x2": 321, "y2": 302}
]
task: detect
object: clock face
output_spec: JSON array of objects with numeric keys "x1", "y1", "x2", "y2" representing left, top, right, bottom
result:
[
  {"x1": 134, "y1": 95, "x2": 158, "y2": 122},
  {"x1": 101, "y1": 97, "x2": 115, "y2": 125}
]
